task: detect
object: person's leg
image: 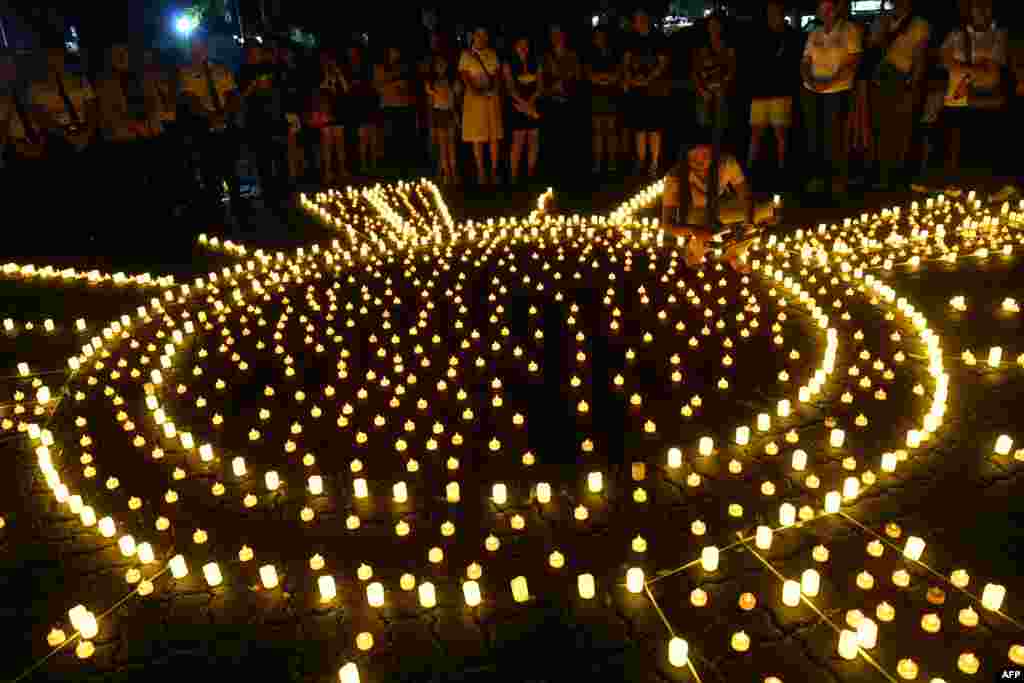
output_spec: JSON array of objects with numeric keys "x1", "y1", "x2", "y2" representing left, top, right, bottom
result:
[
  {"x1": 527, "y1": 128, "x2": 539, "y2": 180},
  {"x1": 472, "y1": 141, "x2": 486, "y2": 185},
  {"x1": 605, "y1": 116, "x2": 618, "y2": 171},
  {"x1": 773, "y1": 125, "x2": 788, "y2": 170},
  {"x1": 635, "y1": 130, "x2": 648, "y2": 170},
  {"x1": 748, "y1": 124, "x2": 766, "y2": 170},
  {"x1": 800, "y1": 88, "x2": 821, "y2": 190},
  {"x1": 829, "y1": 91, "x2": 851, "y2": 194},
  {"x1": 509, "y1": 128, "x2": 523, "y2": 183},
  {"x1": 649, "y1": 130, "x2": 663, "y2": 176},
  {"x1": 592, "y1": 116, "x2": 603, "y2": 173},
  {"x1": 319, "y1": 128, "x2": 333, "y2": 185},
  {"x1": 489, "y1": 139, "x2": 500, "y2": 184}
]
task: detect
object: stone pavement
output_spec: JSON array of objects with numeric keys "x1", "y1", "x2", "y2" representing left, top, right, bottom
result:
[{"x1": 1, "y1": 175, "x2": 1024, "y2": 683}]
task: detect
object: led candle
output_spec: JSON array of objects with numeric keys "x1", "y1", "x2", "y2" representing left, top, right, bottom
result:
[
  {"x1": 260, "y1": 564, "x2": 279, "y2": 589},
  {"x1": 856, "y1": 618, "x2": 878, "y2": 649},
  {"x1": 668, "y1": 637, "x2": 689, "y2": 667},
  {"x1": 698, "y1": 437, "x2": 714, "y2": 456},
  {"x1": 903, "y1": 536, "x2": 925, "y2": 561},
  {"x1": 203, "y1": 562, "x2": 223, "y2": 587},
  {"x1": 588, "y1": 472, "x2": 603, "y2": 493},
  {"x1": 736, "y1": 426, "x2": 751, "y2": 445},
  {"x1": 825, "y1": 491, "x2": 841, "y2": 513},
  {"x1": 838, "y1": 630, "x2": 859, "y2": 659},
  {"x1": 511, "y1": 576, "x2": 529, "y2": 603},
  {"x1": 366, "y1": 581, "x2": 384, "y2": 607},
  {"x1": 419, "y1": 581, "x2": 437, "y2": 608},
  {"x1": 996, "y1": 435, "x2": 1013, "y2": 456},
  {"x1": 353, "y1": 478, "x2": 368, "y2": 498},
  {"x1": 667, "y1": 447, "x2": 683, "y2": 468},
  {"x1": 755, "y1": 526, "x2": 773, "y2": 550},
  {"x1": 462, "y1": 580, "x2": 482, "y2": 606},
  {"x1": 782, "y1": 580, "x2": 801, "y2": 607},
  {"x1": 492, "y1": 483, "x2": 507, "y2": 505},
  {"x1": 780, "y1": 503, "x2": 796, "y2": 526},
  {"x1": 830, "y1": 429, "x2": 845, "y2": 448},
  {"x1": 578, "y1": 573, "x2": 596, "y2": 599},
  {"x1": 757, "y1": 414, "x2": 770, "y2": 432},
  {"x1": 626, "y1": 567, "x2": 645, "y2": 593},
  {"x1": 982, "y1": 583, "x2": 1006, "y2": 611},
  {"x1": 701, "y1": 546, "x2": 719, "y2": 572},
  {"x1": 169, "y1": 554, "x2": 188, "y2": 579},
  {"x1": 792, "y1": 450, "x2": 807, "y2": 470}
]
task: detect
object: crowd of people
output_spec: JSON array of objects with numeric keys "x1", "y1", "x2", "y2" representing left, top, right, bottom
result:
[{"x1": 0, "y1": 0, "x2": 1022, "y2": 247}]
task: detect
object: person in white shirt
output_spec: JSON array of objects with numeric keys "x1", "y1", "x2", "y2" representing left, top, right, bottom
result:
[
  {"x1": 940, "y1": 0, "x2": 1007, "y2": 173},
  {"x1": 868, "y1": 0, "x2": 930, "y2": 189},
  {"x1": 800, "y1": 0, "x2": 863, "y2": 196},
  {"x1": 178, "y1": 35, "x2": 245, "y2": 225}
]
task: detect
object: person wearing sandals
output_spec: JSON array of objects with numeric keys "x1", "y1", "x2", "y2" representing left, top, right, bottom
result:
[
  {"x1": 425, "y1": 50, "x2": 459, "y2": 185},
  {"x1": 458, "y1": 26, "x2": 503, "y2": 186},
  {"x1": 661, "y1": 135, "x2": 777, "y2": 273},
  {"x1": 503, "y1": 34, "x2": 542, "y2": 186}
]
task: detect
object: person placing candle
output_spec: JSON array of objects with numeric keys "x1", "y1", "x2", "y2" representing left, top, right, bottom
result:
[{"x1": 660, "y1": 135, "x2": 778, "y2": 273}]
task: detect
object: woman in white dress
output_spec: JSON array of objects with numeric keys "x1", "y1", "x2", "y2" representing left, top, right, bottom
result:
[{"x1": 458, "y1": 27, "x2": 503, "y2": 186}]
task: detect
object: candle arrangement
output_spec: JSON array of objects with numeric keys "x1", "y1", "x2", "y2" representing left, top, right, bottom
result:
[{"x1": 5, "y1": 179, "x2": 1024, "y2": 683}]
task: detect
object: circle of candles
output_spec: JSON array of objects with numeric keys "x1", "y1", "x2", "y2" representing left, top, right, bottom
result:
[
  {"x1": 897, "y1": 659, "x2": 919, "y2": 679},
  {"x1": 691, "y1": 588, "x2": 708, "y2": 607},
  {"x1": 957, "y1": 653, "x2": 979, "y2": 674}
]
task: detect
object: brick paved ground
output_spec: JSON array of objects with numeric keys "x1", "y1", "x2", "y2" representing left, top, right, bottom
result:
[{"x1": 2, "y1": 174, "x2": 1024, "y2": 683}]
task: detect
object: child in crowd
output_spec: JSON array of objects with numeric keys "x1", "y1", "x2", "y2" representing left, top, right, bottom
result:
[{"x1": 425, "y1": 55, "x2": 459, "y2": 184}]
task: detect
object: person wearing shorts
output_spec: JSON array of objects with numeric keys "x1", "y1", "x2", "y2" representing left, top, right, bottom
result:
[
  {"x1": 624, "y1": 9, "x2": 671, "y2": 178},
  {"x1": 425, "y1": 52, "x2": 459, "y2": 184},
  {"x1": 748, "y1": 0, "x2": 801, "y2": 178},
  {"x1": 586, "y1": 26, "x2": 621, "y2": 174}
]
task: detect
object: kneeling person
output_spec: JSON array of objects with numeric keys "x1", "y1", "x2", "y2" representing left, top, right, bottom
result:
[{"x1": 661, "y1": 138, "x2": 775, "y2": 271}]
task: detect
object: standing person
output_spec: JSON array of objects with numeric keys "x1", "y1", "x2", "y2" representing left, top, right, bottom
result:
[
  {"x1": 747, "y1": 0, "x2": 801, "y2": 184},
  {"x1": 1, "y1": 49, "x2": 47, "y2": 247},
  {"x1": 95, "y1": 43, "x2": 154, "y2": 201},
  {"x1": 375, "y1": 44, "x2": 418, "y2": 178},
  {"x1": 315, "y1": 48, "x2": 348, "y2": 186},
  {"x1": 425, "y1": 48, "x2": 459, "y2": 184},
  {"x1": 586, "y1": 26, "x2": 621, "y2": 175},
  {"x1": 141, "y1": 48, "x2": 192, "y2": 216},
  {"x1": 503, "y1": 34, "x2": 542, "y2": 186},
  {"x1": 800, "y1": 0, "x2": 863, "y2": 197},
  {"x1": 273, "y1": 42, "x2": 306, "y2": 190},
  {"x1": 541, "y1": 25, "x2": 582, "y2": 185},
  {"x1": 28, "y1": 44, "x2": 100, "y2": 247},
  {"x1": 238, "y1": 44, "x2": 290, "y2": 203},
  {"x1": 177, "y1": 35, "x2": 245, "y2": 226},
  {"x1": 940, "y1": 0, "x2": 1007, "y2": 175},
  {"x1": 692, "y1": 14, "x2": 737, "y2": 143},
  {"x1": 866, "y1": 0, "x2": 930, "y2": 190},
  {"x1": 343, "y1": 44, "x2": 380, "y2": 176},
  {"x1": 458, "y1": 26, "x2": 503, "y2": 187},
  {"x1": 623, "y1": 9, "x2": 671, "y2": 179}
]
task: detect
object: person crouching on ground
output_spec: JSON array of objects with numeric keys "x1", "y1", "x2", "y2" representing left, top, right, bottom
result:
[{"x1": 660, "y1": 136, "x2": 777, "y2": 273}]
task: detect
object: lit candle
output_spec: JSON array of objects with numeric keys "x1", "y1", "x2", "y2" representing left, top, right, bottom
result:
[
  {"x1": 903, "y1": 536, "x2": 925, "y2": 561},
  {"x1": 801, "y1": 569, "x2": 820, "y2": 596},
  {"x1": 782, "y1": 580, "x2": 801, "y2": 607},
  {"x1": 856, "y1": 618, "x2": 877, "y2": 649},
  {"x1": 982, "y1": 583, "x2": 1006, "y2": 611},
  {"x1": 626, "y1": 567, "x2": 645, "y2": 593},
  {"x1": 578, "y1": 573, "x2": 596, "y2": 599}
]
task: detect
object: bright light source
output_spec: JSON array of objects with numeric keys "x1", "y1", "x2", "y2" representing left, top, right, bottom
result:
[{"x1": 174, "y1": 14, "x2": 199, "y2": 36}]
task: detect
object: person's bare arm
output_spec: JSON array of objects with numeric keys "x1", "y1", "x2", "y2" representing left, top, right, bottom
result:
[{"x1": 801, "y1": 54, "x2": 817, "y2": 90}]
